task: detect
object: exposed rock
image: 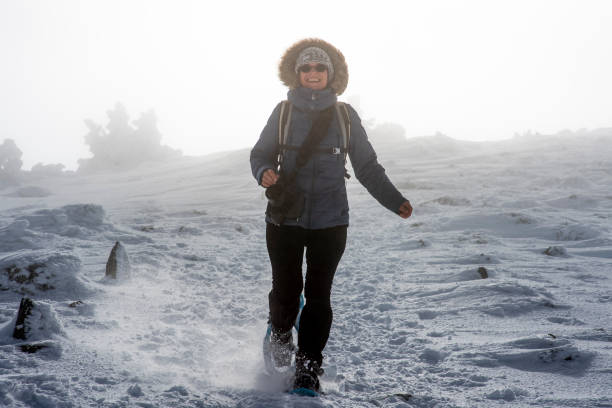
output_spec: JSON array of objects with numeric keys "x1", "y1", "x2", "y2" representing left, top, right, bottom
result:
[
  {"x1": 478, "y1": 266, "x2": 489, "y2": 279},
  {"x1": 69, "y1": 300, "x2": 84, "y2": 308},
  {"x1": 127, "y1": 384, "x2": 144, "y2": 397},
  {"x1": 544, "y1": 246, "x2": 568, "y2": 257},
  {"x1": 106, "y1": 241, "x2": 130, "y2": 279},
  {"x1": 19, "y1": 344, "x2": 48, "y2": 353},
  {"x1": 13, "y1": 297, "x2": 34, "y2": 340},
  {"x1": 11, "y1": 298, "x2": 61, "y2": 354}
]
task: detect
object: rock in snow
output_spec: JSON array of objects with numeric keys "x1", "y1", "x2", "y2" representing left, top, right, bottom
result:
[
  {"x1": 105, "y1": 241, "x2": 130, "y2": 279},
  {"x1": 0, "y1": 297, "x2": 65, "y2": 354},
  {"x1": 12, "y1": 297, "x2": 34, "y2": 340}
]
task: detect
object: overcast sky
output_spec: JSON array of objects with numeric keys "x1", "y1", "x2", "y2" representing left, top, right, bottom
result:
[{"x1": 1, "y1": 0, "x2": 611, "y2": 170}]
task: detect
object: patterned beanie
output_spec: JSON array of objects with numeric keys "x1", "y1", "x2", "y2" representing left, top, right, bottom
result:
[{"x1": 294, "y1": 46, "x2": 334, "y2": 81}]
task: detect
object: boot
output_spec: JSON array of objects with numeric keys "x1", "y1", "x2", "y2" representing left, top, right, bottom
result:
[
  {"x1": 292, "y1": 351, "x2": 323, "y2": 394},
  {"x1": 270, "y1": 328, "x2": 295, "y2": 367}
]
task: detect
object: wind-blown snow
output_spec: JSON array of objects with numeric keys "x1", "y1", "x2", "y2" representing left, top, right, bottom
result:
[{"x1": 0, "y1": 133, "x2": 611, "y2": 407}]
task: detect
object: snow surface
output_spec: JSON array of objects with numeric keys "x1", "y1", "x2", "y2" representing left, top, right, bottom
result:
[{"x1": 1, "y1": 133, "x2": 611, "y2": 407}]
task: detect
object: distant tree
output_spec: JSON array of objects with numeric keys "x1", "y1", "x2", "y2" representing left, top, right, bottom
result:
[
  {"x1": 78, "y1": 103, "x2": 181, "y2": 172},
  {"x1": 0, "y1": 139, "x2": 23, "y2": 187},
  {"x1": 132, "y1": 109, "x2": 164, "y2": 160}
]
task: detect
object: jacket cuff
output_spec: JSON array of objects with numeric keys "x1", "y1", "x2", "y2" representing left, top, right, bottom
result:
[{"x1": 390, "y1": 195, "x2": 409, "y2": 215}]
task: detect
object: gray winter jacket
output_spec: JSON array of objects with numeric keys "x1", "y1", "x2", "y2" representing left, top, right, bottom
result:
[{"x1": 250, "y1": 86, "x2": 407, "y2": 229}]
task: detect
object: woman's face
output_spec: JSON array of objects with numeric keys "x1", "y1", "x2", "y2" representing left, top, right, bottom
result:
[{"x1": 298, "y1": 63, "x2": 329, "y2": 91}]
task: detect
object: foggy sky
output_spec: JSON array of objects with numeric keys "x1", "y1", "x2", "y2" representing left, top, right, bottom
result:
[{"x1": 1, "y1": 0, "x2": 611, "y2": 170}]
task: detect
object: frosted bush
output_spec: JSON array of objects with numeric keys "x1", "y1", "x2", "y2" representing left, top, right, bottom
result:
[
  {"x1": 78, "y1": 103, "x2": 181, "y2": 173},
  {"x1": 0, "y1": 139, "x2": 23, "y2": 186}
]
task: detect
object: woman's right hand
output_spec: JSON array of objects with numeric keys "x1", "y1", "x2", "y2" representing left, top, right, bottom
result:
[{"x1": 261, "y1": 169, "x2": 279, "y2": 188}]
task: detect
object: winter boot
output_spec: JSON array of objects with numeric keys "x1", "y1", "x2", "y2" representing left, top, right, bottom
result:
[
  {"x1": 270, "y1": 328, "x2": 295, "y2": 367},
  {"x1": 292, "y1": 351, "x2": 323, "y2": 395}
]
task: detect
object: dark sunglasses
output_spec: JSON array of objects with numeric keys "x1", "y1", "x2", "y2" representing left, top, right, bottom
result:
[{"x1": 298, "y1": 64, "x2": 328, "y2": 73}]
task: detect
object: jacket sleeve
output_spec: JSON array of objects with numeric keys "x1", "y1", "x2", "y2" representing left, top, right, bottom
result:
[
  {"x1": 346, "y1": 105, "x2": 408, "y2": 214},
  {"x1": 250, "y1": 103, "x2": 282, "y2": 185}
]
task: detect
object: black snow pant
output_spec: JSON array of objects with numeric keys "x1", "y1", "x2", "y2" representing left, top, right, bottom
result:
[{"x1": 266, "y1": 222, "x2": 347, "y2": 364}]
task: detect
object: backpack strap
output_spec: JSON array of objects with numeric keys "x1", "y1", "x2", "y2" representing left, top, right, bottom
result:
[
  {"x1": 276, "y1": 100, "x2": 293, "y2": 168},
  {"x1": 335, "y1": 102, "x2": 351, "y2": 178}
]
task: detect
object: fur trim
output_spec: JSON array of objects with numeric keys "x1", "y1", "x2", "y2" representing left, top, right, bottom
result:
[{"x1": 279, "y1": 38, "x2": 348, "y2": 96}]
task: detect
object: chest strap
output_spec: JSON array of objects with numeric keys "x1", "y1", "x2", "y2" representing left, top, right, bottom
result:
[
  {"x1": 277, "y1": 101, "x2": 352, "y2": 178},
  {"x1": 279, "y1": 144, "x2": 347, "y2": 155}
]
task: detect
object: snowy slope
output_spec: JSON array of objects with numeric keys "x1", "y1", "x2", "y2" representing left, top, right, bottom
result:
[{"x1": 1, "y1": 133, "x2": 611, "y2": 408}]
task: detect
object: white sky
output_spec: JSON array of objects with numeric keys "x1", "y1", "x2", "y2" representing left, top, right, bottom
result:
[{"x1": 1, "y1": 0, "x2": 611, "y2": 170}]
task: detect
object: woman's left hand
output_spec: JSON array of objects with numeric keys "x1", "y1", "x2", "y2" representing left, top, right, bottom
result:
[{"x1": 399, "y1": 201, "x2": 413, "y2": 219}]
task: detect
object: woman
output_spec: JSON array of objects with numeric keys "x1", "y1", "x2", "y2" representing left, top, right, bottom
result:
[{"x1": 250, "y1": 38, "x2": 412, "y2": 394}]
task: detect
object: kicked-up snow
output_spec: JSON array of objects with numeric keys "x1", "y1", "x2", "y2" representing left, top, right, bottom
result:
[{"x1": 0, "y1": 132, "x2": 611, "y2": 407}]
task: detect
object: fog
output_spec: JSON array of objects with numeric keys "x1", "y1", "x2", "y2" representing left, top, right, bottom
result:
[{"x1": 1, "y1": 0, "x2": 611, "y2": 170}]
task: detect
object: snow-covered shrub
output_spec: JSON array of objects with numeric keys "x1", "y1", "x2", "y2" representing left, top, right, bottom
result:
[
  {"x1": 0, "y1": 139, "x2": 23, "y2": 187},
  {"x1": 0, "y1": 250, "x2": 91, "y2": 300},
  {"x1": 78, "y1": 103, "x2": 181, "y2": 173}
]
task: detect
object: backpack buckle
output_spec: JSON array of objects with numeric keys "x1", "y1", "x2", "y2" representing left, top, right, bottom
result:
[{"x1": 331, "y1": 147, "x2": 341, "y2": 155}]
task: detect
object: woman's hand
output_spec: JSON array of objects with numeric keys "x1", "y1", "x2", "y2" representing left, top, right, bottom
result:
[
  {"x1": 399, "y1": 201, "x2": 413, "y2": 219},
  {"x1": 261, "y1": 169, "x2": 279, "y2": 188}
]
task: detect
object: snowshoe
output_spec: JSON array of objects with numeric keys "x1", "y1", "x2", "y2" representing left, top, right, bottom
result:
[
  {"x1": 290, "y1": 352, "x2": 323, "y2": 397},
  {"x1": 270, "y1": 329, "x2": 295, "y2": 368},
  {"x1": 263, "y1": 293, "x2": 304, "y2": 375}
]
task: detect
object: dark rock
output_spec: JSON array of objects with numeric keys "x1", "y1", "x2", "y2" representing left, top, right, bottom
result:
[
  {"x1": 478, "y1": 266, "x2": 489, "y2": 279},
  {"x1": 19, "y1": 343, "x2": 48, "y2": 353},
  {"x1": 393, "y1": 393, "x2": 413, "y2": 402},
  {"x1": 13, "y1": 297, "x2": 33, "y2": 340},
  {"x1": 544, "y1": 246, "x2": 568, "y2": 257},
  {"x1": 105, "y1": 241, "x2": 130, "y2": 279},
  {"x1": 127, "y1": 384, "x2": 144, "y2": 397}
]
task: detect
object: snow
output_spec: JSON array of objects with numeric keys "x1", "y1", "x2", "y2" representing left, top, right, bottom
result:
[{"x1": 1, "y1": 132, "x2": 611, "y2": 407}]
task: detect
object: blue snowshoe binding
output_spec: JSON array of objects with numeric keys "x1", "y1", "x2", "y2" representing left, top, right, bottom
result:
[
  {"x1": 290, "y1": 352, "x2": 323, "y2": 397},
  {"x1": 263, "y1": 294, "x2": 304, "y2": 374}
]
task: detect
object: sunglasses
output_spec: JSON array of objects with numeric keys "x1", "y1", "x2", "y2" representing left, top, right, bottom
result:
[{"x1": 298, "y1": 64, "x2": 328, "y2": 73}]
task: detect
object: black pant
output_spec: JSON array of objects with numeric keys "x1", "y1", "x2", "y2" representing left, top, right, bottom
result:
[{"x1": 266, "y1": 222, "x2": 347, "y2": 363}]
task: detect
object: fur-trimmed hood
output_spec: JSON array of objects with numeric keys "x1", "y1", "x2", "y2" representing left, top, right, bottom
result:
[{"x1": 278, "y1": 38, "x2": 348, "y2": 96}]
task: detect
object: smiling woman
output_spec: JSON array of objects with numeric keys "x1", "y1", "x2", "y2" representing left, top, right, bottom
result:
[{"x1": 250, "y1": 37, "x2": 412, "y2": 396}]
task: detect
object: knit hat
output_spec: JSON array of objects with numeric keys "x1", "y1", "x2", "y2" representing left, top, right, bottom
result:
[{"x1": 294, "y1": 46, "x2": 334, "y2": 81}]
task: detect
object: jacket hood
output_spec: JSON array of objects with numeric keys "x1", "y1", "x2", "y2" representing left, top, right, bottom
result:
[{"x1": 279, "y1": 38, "x2": 349, "y2": 96}]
